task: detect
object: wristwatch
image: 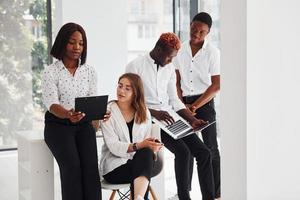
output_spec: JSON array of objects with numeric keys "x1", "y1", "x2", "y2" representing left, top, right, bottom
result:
[{"x1": 132, "y1": 143, "x2": 138, "y2": 151}]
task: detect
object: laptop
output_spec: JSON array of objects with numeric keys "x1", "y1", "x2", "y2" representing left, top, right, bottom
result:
[
  {"x1": 75, "y1": 95, "x2": 108, "y2": 121},
  {"x1": 152, "y1": 108, "x2": 216, "y2": 140}
]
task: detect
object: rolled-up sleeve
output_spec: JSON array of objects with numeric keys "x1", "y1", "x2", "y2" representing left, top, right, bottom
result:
[
  {"x1": 100, "y1": 119, "x2": 131, "y2": 158},
  {"x1": 41, "y1": 67, "x2": 59, "y2": 110},
  {"x1": 167, "y1": 67, "x2": 186, "y2": 111}
]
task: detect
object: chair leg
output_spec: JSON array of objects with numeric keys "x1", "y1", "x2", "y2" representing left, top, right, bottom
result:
[
  {"x1": 130, "y1": 189, "x2": 133, "y2": 200},
  {"x1": 149, "y1": 186, "x2": 158, "y2": 200},
  {"x1": 109, "y1": 190, "x2": 116, "y2": 200}
]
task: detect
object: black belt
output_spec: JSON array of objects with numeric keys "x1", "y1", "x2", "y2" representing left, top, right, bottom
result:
[
  {"x1": 182, "y1": 94, "x2": 215, "y2": 107},
  {"x1": 182, "y1": 94, "x2": 202, "y2": 104}
]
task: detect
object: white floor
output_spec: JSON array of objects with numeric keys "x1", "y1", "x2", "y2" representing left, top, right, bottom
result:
[{"x1": 0, "y1": 148, "x2": 202, "y2": 200}]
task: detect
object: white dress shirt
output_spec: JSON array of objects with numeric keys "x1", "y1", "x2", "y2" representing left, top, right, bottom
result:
[
  {"x1": 173, "y1": 40, "x2": 220, "y2": 97},
  {"x1": 126, "y1": 53, "x2": 185, "y2": 112},
  {"x1": 42, "y1": 60, "x2": 97, "y2": 110},
  {"x1": 99, "y1": 101, "x2": 152, "y2": 176}
]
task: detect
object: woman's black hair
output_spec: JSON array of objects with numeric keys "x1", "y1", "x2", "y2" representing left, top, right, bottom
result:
[{"x1": 50, "y1": 22, "x2": 87, "y2": 65}]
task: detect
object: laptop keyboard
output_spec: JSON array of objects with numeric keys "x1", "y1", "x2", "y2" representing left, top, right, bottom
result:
[{"x1": 166, "y1": 119, "x2": 190, "y2": 135}]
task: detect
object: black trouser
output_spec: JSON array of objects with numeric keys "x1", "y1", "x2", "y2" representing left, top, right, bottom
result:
[
  {"x1": 183, "y1": 95, "x2": 221, "y2": 198},
  {"x1": 161, "y1": 130, "x2": 215, "y2": 200},
  {"x1": 44, "y1": 112, "x2": 101, "y2": 200},
  {"x1": 103, "y1": 148, "x2": 155, "y2": 199}
]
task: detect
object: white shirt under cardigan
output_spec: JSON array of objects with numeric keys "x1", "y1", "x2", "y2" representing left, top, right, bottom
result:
[
  {"x1": 125, "y1": 53, "x2": 186, "y2": 112},
  {"x1": 173, "y1": 40, "x2": 220, "y2": 97},
  {"x1": 42, "y1": 60, "x2": 97, "y2": 110},
  {"x1": 99, "y1": 101, "x2": 153, "y2": 176}
]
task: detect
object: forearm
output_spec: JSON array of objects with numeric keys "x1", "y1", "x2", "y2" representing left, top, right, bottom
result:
[
  {"x1": 49, "y1": 104, "x2": 69, "y2": 119},
  {"x1": 176, "y1": 83, "x2": 184, "y2": 102},
  {"x1": 149, "y1": 108, "x2": 157, "y2": 117},
  {"x1": 175, "y1": 70, "x2": 183, "y2": 102},
  {"x1": 192, "y1": 84, "x2": 220, "y2": 109},
  {"x1": 177, "y1": 109, "x2": 197, "y2": 124}
]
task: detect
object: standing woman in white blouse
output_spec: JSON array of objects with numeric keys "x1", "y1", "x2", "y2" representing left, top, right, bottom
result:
[{"x1": 42, "y1": 23, "x2": 106, "y2": 200}]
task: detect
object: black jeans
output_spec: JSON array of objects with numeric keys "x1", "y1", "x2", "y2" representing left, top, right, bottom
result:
[
  {"x1": 103, "y1": 148, "x2": 155, "y2": 199},
  {"x1": 44, "y1": 112, "x2": 101, "y2": 200},
  {"x1": 161, "y1": 130, "x2": 215, "y2": 200},
  {"x1": 183, "y1": 95, "x2": 221, "y2": 198}
]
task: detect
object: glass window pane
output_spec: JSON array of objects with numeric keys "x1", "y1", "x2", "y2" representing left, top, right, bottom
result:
[
  {"x1": 199, "y1": 0, "x2": 221, "y2": 47},
  {"x1": 127, "y1": 0, "x2": 173, "y2": 62},
  {"x1": 174, "y1": 0, "x2": 190, "y2": 41},
  {"x1": 0, "y1": 0, "x2": 50, "y2": 150}
]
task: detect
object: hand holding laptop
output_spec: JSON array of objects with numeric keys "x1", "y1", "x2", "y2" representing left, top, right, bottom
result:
[
  {"x1": 150, "y1": 110, "x2": 175, "y2": 125},
  {"x1": 152, "y1": 108, "x2": 216, "y2": 140},
  {"x1": 190, "y1": 118, "x2": 209, "y2": 131}
]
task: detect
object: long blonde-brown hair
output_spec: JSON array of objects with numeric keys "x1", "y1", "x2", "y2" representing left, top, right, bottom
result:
[{"x1": 118, "y1": 73, "x2": 147, "y2": 124}]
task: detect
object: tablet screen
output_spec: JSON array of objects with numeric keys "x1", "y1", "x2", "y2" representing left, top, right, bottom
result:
[{"x1": 75, "y1": 95, "x2": 108, "y2": 121}]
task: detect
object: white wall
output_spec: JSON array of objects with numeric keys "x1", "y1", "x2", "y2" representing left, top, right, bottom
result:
[
  {"x1": 220, "y1": 0, "x2": 247, "y2": 199},
  {"x1": 221, "y1": 0, "x2": 300, "y2": 199},
  {"x1": 54, "y1": 0, "x2": 128, "y2": 100}
]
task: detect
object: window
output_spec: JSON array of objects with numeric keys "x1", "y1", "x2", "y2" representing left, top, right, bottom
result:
[
  {"x1": 174, "y1": 0, "x2": 191, "y2": 41},
  {"x1": 0, "y1": 0, "x2": 52, "y2": 150},
  {"x1": 127, "y1": 0, "x2": 173, "y2": 62},
  {"x1": 199, "y1": 0, "x2": 221, "y2": 48},
  {"x1": 137, "y1": 24, "x2": 143, "y2": 38}
]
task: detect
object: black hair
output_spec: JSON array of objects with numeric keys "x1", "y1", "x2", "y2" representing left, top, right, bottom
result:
[
  {"x1": 192, "y1": 12, "x2": 212, "y2": 29},
  {"x1": 50, "y1": 22, "x2": 87, "y2": 65}
]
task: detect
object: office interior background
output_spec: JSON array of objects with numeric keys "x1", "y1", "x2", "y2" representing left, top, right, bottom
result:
[{"x1": 0, "y1": 0, "x2": 300, "y2": 199}]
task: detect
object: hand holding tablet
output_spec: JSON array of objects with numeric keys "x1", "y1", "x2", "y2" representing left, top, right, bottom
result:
[{"x1": 75, "y1": 95, "x2": 108, "y2": 122}]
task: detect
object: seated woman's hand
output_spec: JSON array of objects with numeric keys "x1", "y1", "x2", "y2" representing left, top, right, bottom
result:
[{"x1": 139, "y1": 138, "x2": 163, "y2": 153}]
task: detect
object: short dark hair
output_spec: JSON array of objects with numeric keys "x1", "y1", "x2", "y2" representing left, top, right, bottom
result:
[
  {"x1": 192, "y1": 12, "x2": 212, "y2": 29},
  {"x1": 50, "y1": 22, "x2": 87, "y2": 65}
]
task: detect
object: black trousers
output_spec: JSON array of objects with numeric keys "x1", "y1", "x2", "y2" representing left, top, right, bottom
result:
[
  {"x1": 44, "y1": 112, "x2": 101, "y2": 200},
  {"x1": 183, "y1": 95, "x2": 221, "y2": 198},
  {"x1": 103, "y1": 148, "x2": 155, "y2": 199},
  {"x1": 161, "y1": 130, "x2": 215, "y2": 200}
]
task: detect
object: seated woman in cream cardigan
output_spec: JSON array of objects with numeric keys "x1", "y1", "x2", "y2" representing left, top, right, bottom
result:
[{"x1": 100, "y1": 73, "x2": 163, "y2": 200}]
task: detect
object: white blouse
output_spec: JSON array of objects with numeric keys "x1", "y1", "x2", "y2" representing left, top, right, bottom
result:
[
  {"x1": 42, "y1": 60, "x2": 97, "y2": 110},
  {"x1": 173, "y1": 40, "x2": 220, "y2": 96}
]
